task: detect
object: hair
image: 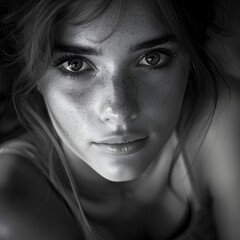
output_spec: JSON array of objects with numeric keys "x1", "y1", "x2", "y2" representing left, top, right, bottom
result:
[{"x1": 1, "y1": 0, "x2": 227, "y2": 239}]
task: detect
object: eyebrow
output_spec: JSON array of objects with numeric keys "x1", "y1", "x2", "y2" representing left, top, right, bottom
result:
[
  {"x1": 54, "y1": 44, "x2": 101, "y2": 56},
  {"x1": 131, "y1": 34, "x2": 177, "y2": 52},
  {"x1": 54, "y1": 34, "x2": 177, "y2": 56}
]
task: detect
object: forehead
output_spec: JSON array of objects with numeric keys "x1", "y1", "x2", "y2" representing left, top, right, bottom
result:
[{"x1": 56, "y1": 0, "x2": 168, "y2": 48}]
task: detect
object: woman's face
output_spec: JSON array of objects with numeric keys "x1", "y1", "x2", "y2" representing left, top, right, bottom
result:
[{"x1": 38, "y1": 0, "x2": 189, "y2": 182}]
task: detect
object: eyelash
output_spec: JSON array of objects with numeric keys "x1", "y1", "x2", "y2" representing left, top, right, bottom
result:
[
  {"x1": 53, "y1": 53, "x2": 95, "y2": 78},
  {"x1": 53, "y1": 47, "x2": 176, "y2": 78},
  {"x1": 137, "y1": 48, "x2": 176, "y2": 71}
]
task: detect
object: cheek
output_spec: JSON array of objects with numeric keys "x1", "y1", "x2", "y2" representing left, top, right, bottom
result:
[
  {"x1": 46, "y1": 90, "x2": 91, "y2": 128},
  {"x1": 138, "y1": 65, "x2": 188, "y2": 124},
  {"x1": 38, "y1": 78, "x2": 97, "y2": 140}
]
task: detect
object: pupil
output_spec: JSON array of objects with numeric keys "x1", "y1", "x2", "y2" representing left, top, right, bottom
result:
[
  {"x1": 146, "y1": 53, "x2": 160, "y2": 65},
  {"x1": 68, "y1": 59, "x2": 82, "y2": 71}
]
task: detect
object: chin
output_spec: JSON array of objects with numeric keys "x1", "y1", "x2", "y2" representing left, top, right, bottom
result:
[
  {"x1": 96, "y1": 166, "x2": 144, "y2": 182},
  {"x1": 104, "y1": 175, "x2": 139, "y2": 183}
]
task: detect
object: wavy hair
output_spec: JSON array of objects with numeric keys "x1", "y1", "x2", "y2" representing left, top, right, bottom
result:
[{"x1": 1, "y1": 0, "x2": 227, "y2": 239}]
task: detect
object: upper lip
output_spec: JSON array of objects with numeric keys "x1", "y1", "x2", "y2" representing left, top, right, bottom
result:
[{"x1": 93, "y1": 134, "x2": 148, "y2": 145}]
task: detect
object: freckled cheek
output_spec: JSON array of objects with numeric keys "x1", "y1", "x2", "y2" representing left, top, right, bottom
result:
[
  {"x1": 42, "y1": 85, "x2": 96, "y2": 137},
  {"x1": 137, "y1": 70, "x2": 188, "y2": 124}
]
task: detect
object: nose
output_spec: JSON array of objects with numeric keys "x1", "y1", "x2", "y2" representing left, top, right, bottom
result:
[
  {"x1": 99, "y1": 72, "x2": 139, "y2": 124},
  {"x1": 100, "y1": 104, "x2": 138, "y2": 124}
]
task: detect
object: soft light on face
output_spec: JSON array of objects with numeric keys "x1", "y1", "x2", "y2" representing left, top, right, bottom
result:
[{"x1": 38, "y1": 0, "x2": 189, "y2": 182}]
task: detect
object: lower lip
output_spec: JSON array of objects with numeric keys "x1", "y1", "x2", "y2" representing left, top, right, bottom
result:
[{"x1": 93, "y1": 138, "x2": 148, "y2": 156}]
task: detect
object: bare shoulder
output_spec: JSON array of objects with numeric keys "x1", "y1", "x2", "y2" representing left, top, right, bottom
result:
[
  {"x1": 185, "y1": 75, "x2": 240, "y2": 186},
  {"x1": 0, "y1": 152, "x2": 82, "y2": 240},
  {"x1": 201, "y1": 75, "x2": 240, "y2": 185},
  {"x1": 188, "y1": 76, "x2": 240, "y2": 239}
]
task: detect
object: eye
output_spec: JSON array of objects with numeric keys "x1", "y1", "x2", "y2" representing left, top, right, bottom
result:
[
  {"x1": 61, "y1": 58, "x2": 93, "y2": 73},
  {"x1": 138, "y1": 50, "x2": 174, "y2": 68}
]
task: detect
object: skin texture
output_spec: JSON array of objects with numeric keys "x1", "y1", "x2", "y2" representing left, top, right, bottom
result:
[
  {"x1": 1, "y1": 1, "x2": 240, "y2": 239},
  {"x1": 38, "y1": 0, "x2": 189, "y2": 182}
]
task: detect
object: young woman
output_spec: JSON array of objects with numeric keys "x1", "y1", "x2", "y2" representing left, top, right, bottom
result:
[{"x1": 0, "y1": 0, "x2": 240, "y2": 239}]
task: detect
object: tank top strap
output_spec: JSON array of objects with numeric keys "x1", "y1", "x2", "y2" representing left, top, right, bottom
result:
[
  {"x1": 0, "y1": 139, "x2": 38, "y2": 160},
  {"x1": 173, "y1": 131, "x2": 202, "y2": 211},
  {"x1": 172, "y1": 133, "x2": 218, "y2": 239},
  {"x1": 0, "y1": 137, "x2": 50, "y2": 178},
  {"x1": 181, "y1": 158, "x2": 201, "y2": 206}
]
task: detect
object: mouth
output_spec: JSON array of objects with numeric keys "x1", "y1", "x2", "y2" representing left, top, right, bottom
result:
[{"x1": 92, "y1": 136, "x2": 148, "y2": 156}]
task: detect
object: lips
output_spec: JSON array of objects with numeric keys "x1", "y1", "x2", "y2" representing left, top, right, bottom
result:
[{"x1": 92, "y1": 136, "x2": 148, "y2": 156}]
